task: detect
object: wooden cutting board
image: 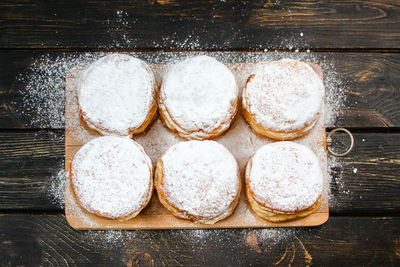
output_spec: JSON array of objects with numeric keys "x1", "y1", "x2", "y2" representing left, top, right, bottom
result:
[{"x1": 65, "y1": 60, "x2": 329, "y2": 229}]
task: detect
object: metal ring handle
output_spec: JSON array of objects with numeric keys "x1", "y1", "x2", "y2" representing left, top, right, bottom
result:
[{"x1": 327, "y1": 128, "x2": 354, "y2": 157}]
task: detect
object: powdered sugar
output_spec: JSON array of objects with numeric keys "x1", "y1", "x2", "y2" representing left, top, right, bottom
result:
[
  {"x1": 243, "y1": 59, "x2": 324, "y2": 132},
  {"x1": 47, "y1": 167, "x2": 66, "y2": 208},
  {"x1": 79, "y1": 54, "x2": 156, "y2": 136},
  {"x1": 248, "y1": 142, "x2": 323, "y2": 212},
  {"x1": 159, "y1": 55, "x2": 238, "y2": 139},
  {"x1": 71, "y1": 136, "x2": 152, "y2": 219},
  {"x1": 23, "y1": 51, "x2": 347, "y2": 228},
  {"x1": 160, "y1": 140, "x2": 239, "y2": 218},
  {"x1": 15, "y1": 53, "x2": 103, "y2": 128},
  {"x1": 84, "y1": 230, "x2": 137, "y2": 248},
  {"x1": 66, "y1": 53, "x2": 329, "y2": 228},
  {"x1": 327, "y1": 155, "x2": 350, "y2": 208},
  {"x1": 65, "y1": 173, "x2": 100, "y2": 228}
]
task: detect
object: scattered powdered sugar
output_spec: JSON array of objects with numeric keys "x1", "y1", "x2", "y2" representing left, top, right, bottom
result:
[
  {"x1": 160, "y1": 140, "x2": 239, "y2": 218},
  {"x1": 327, "y1": 155, "x2": 350, "y2": 208},
  {"x1": 159, "y1": 55, "x2": 238, "y2": 139},
  {"x1": 184, "y1": 229, "x2": 213, "y2": 240},
  {"x1": 243, "y1": 59, "x2": 324, "y2": 132},
  {"x1": 171, "y1": 228, "x2": 237, "y2": 249},
  {"x1": 172, "y1": 227, "x2": 296, "y2": 253},
  {"x1": 46, "y1": 165, "x2": 66, "y2": 208},
  {"x1": 254, "y1": 227, "x2": 296, "y2": 248},
  {"x1": 64, "y1": 226, "x2": 300, "y2": 255},
  {"x1": 14, "y1": 53, "x2": 104, "y2": 128},
  {"x1": 248, "y1": 142, "x2": 323, "y2": 212},
  {"x1": 27, "y1": 51, "x2": 347, "y2": 235},
  {"x1": 84, "y1": 230, "x2": 138, "y2": 249},
  {"x1": 159, "y1": 34, "x2": 202, "y2": 50},
  {"x1": 322, "y1": 60, "x2": 346, "y2": 127},
  {"x1": 79, "y1": 54, "x2": 156, "y2": 136},
  {"x1": 81, "y1": 227, "x2": 296, "y2": 254},
  {"x1": 71, "y1": 136, "x2": 152, "y2": 219},
  {"x1": 102, "y1": 10, "x2": 134, "y2": 49}
]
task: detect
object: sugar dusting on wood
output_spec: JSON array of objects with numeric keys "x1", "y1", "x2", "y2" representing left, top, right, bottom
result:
[
  {"x1": 14, "y1": 53, "x2": 103, "y2": 128},
  {"x1": 46, "y1": 167, "x2": 65, "y2": 208},
  {"x1": 19, "y1": 50, "x2": 347, "y2": 245},
  {"x1": 328, "y1": 155, "x2": 351, "y2": 208}
]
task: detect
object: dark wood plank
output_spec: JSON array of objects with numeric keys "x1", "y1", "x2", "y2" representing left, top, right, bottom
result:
[
  {"x1": 1, "y1": 51, "x2": 399, "y2": 129},
  {"x1": 1, "y1": 1, "x2": 400, "y2": 50},
  {"x1": 0, "y1": 130, "x2": 64, "y2": 210},
  {"x1": 0, "y1": 214, "x2": 398, "y2": 266},
  {"x1": 335, "y1": 54, "x2": 400, "y2": 128},
  {"x1": 0, "y1": 130, "x2": 399, "y2": 214},
  {"x1": 329, "y1": 131, "x2": 400, "y2": 215},
  {"x1": 0, "y1": 52, "x2": 41, "y2": 128}
]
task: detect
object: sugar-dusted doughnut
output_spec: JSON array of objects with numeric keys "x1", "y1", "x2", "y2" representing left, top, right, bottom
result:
[
  {"x1": 242, "y1": 59, "x2": 324, "y2": 140},
  {"x1": 70, "y1": 136, "x2": 153, "y2": 221},
  {"x1": 245, "y1": 141, "x2": 323, "y2": 222},
  {"x1": 78, "y1": 54, "x2": 157, "y2": 136},
  {"x1": 155, "y1": 140, "x2": 241, "y2": 224},
  {"x1": 159, "y1": 55, "x2": 238, "y2": 140}
]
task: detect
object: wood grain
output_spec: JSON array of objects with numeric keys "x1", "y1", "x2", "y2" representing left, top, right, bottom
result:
[
  {"x1": 0, "y1": 1, "x2": 399, "y2": 49},
  {"x1": 0, "y1": 0, "x2": 398, "y2": 262},
  {"x1": 0, "y1": 130, "x2": 399, "y2": 215},
  {"x1": 329, "y1": 131, "x2": 400, "y2": 215},
  {"x1": 0, "y1": 214, "x2": 398, "y2": 266},
  {"x1": 0, "y1": 130, "x2": 64, "y2": 210},
  {"x1": 0, "y1": 51, "x2": 399, "y2": 129}
]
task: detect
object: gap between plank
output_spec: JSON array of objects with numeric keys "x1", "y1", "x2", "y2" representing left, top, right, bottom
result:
[{"x1": 0, "y1": 48, "x2": 399, "y2": 53}]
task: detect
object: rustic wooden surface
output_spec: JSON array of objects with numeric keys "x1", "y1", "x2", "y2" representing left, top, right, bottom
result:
[
  {"x1": 0, "y1": 215, "x2": 399, "y2": 266},
  {"x1": 0, "y1": 0, "x2": 399, "y2": 266},
  {"x1": 0, "y1": 1, "x2": 399, "y2": 50}
]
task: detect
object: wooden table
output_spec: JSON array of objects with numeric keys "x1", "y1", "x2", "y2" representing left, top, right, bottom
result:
[{"x1": 0, "y1": 1, "x2": 399, "y2": 266}]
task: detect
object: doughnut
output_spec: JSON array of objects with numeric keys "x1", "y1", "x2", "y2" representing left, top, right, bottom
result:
[
  {"x1": 242, "y1": 59, "x2": 324, "y2": 140},
  {"x1": 155, "y1": 140, "x2": 241, "y2": 224},
  {"x1": 158, "y1": 55, "x2": 238, "y2": 140},
  {"x1": 70, "y1": 136, "x2": 153, "y2": 221},
  {"x1": 245, "y1": 141, "x2": 323, "y2": 222},
  {"x1": 78, "y1": 53, "x2": 157, "y2": 136}
]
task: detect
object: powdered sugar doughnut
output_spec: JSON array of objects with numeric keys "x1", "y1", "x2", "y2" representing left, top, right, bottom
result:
[
  {"x1": 78, "y1": 54, "x2": 157, "y2": 136},
  {"x1": 159, "y1": 55, "x2": 238, "y2": 140},
  {"x1": 70, "y1": 136, "x2": 153, "y2": 221},
  {"x1": 242, "y1": 59, "x2": 324, "y2": 140},
  {"x1": 245, "y1": 141, "x2": 323, "y2": 222},
  {"x1": 155, "y1": 140, "x2": 241, "y2": 224}
]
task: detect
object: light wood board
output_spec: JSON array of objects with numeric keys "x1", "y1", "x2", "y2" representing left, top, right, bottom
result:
[{"x1": 65, "y1": 60, "x2": 329, "y2": 229}]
